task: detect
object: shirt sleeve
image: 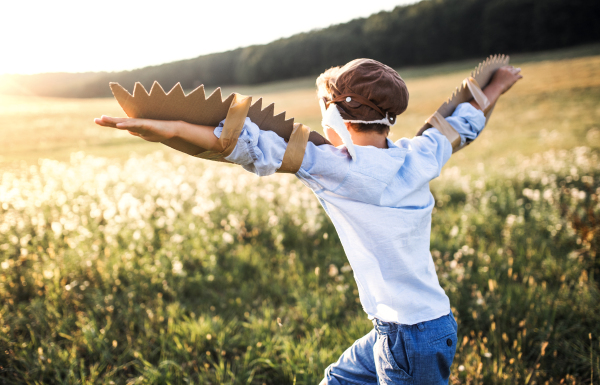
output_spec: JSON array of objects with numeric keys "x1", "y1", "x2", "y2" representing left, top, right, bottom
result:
[
  {"x1": 394, "y1": 102, "x2": 486, "y2": 183},
  {"x1": 214, "y1": 117, "x2": 285, "y2": 176},
  {"x1": 395, "y1": 128, "x2": 453, "y2": 185},
  {"x1": 446, "y1": 102, "x2": 487, "y2": 147},
  {"x1": 214, "y1": 118, "x2": 349, "y2": 188}
]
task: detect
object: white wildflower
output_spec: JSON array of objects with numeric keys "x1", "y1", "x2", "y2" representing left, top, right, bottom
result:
[
  {"x1": 172, "y1": 260, "x2": 184, "y2": 276},
  {"x1": 222, "y1": 232, "x2": 234, "y2": 244},
  {"x1": 328, "y1": 264, "x2": 339, "y2": 277},
  {"x1": 450, "y1": 226, "x2": 459, "y2": 237}
]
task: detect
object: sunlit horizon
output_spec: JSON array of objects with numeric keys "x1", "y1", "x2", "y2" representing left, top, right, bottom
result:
[{"x1": 1, "y1": 0, "x2": 416, "y2": 76}]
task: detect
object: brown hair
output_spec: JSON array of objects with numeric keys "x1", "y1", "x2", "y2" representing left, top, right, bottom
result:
[{"x1": 348, "y1": 122, "x2": 390, "y2": 135}]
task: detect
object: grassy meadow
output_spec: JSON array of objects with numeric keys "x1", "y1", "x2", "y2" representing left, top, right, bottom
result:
[
  {"x1": 1, "y1": 46, "x2": 599, "y2": 384},
  {"x1": 2, "y1": 44, "x2": 599, "y2": 165}
]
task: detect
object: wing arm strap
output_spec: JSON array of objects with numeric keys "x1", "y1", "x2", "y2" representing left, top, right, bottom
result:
[
  {"x1": 278, "y1": 123, "x2": 311, "y2": 174},
  {"x1": 194, "y1": 93, "x2": 252, "y2": 160},
  {"x1": 191, "y1": 92, "x2": 309, "y2": 173},
  {"x1": 464, "y1": 77, "x2": 491, "y2": 113},
  {"x1": 426, "y1": 111, "x2": 461, "y2": 152}
]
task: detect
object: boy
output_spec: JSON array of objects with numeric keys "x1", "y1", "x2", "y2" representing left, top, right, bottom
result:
[{"x1": 96, "y1": 59, "x2": 522, "y2": 384}]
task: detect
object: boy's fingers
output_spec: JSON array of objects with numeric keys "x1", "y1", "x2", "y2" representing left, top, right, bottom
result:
[
  {"x1": 116, "y1": 120, "x2": 139, "y2": 129},
  {"x1": 95, "y1": 116, "x2": 133, "y2": 129},
  {"x1": 101, "y1": 116, "x2": 130, "y2": 124},
  {"x1": 117, "y1": 121, "x2": 159, "y2": 138},
  {"x1": 116, "y1": 122, "x2": 142, "y2": 133},
  {"x1": 94, "y1": 118, "x2": 117, "y2": 128},
  {"x1": 116, "y1": 118, "x2": 152, "y2": 129},
  {"x1": 106, "y1": 116, "x2": 129, "y2": 121}
]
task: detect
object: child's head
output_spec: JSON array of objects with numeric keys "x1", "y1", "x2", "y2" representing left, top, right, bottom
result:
[{"x1": 316, "y1": 59, "x2": 409, "y2": 136}]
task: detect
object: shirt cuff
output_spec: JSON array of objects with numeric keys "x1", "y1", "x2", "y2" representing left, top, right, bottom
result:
[
  {"x1": 445, "y1": 102, "x2": 486, "y2": 146},
  {"x1": 213, "y1": 117, "x2": 286, "y2": 176},
  {"x1": 213, "y1": 117, "x2": 260, "y2": 166}
]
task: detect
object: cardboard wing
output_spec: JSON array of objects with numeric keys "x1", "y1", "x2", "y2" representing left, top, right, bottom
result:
[
  {"x1": 416, "y1": 54, "x2": 510, "y2": 148},
  {"x1": 109, "y1": 82, "x2": 330, "y2": 157}
]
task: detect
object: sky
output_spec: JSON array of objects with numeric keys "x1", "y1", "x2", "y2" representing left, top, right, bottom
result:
[{"x1": 1, "y1": 0, "x2": 417, "y2": 75}]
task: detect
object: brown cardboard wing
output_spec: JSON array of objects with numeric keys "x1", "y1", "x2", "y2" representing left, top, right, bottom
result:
[
  {"x1": 109, "y1": 82, "x2": 330, "y2": 152},
  {"x1": 416, "y1": 54, "x2": 510, "y2": 137}
]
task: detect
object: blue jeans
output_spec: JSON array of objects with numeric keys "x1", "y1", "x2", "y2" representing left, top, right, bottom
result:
[{"x1": 322, "y1": 312, "x2": 458, "y2": 384}]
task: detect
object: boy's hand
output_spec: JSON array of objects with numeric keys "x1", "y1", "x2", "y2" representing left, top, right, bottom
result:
[
  {"x1": 490, "y1": 66, "x2": 523, "y2": 94},
  {"x1": 95, "y1": 116, "x2": 220, "y2": 153},
  {"x1": 94, "y1": 116, "x2": 179, "y2": 142},
  {"x1": 469, "y1": 65, "x2": 523, "y2": 111}
]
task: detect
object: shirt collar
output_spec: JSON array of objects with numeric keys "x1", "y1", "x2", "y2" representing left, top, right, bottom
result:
[{"x1": 386, "y1": 138, "x2": 398, "y2": 149}]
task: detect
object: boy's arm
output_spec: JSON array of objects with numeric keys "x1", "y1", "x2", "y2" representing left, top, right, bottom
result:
[
  {"x1": 446, "y1": 65, "x2": 522, "y2": 149},
  {"x1": 94, "y1": 116, "x2": 219, "y2": 154},
  {"x1": 403, "y1": 65, "x2": 523, "y2": 170},
  {"x1": 95, "y1": 115, "x2": 292, "y2": 175},
  {"x1": 94, "y1": 115, "x2": 349, "y2": 185},
  {"x1": 94, "y1": 115, "x2": 288, "y2": 175},
  {"x1": 397, "y1": 103, "x2": 485, "y2": 185},
  {"x1": 213, "y1": 118, "x2": 349, "y2": 185}
]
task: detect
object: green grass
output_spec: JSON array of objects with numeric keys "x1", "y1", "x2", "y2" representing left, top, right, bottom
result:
[
  {"x1": 1, "y1": 46, "x2": 600, "y2": 383},
  {"x1": 0, "y1": 149, "x2": 598, "y2": 384}
]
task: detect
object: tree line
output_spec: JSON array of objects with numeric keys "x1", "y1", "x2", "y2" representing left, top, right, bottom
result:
[{"x1": 1, "y1": 0, "x2": 599, "y2": 98}]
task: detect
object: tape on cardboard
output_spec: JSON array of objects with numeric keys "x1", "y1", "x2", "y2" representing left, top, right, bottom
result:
[
  {"x1": 194, "y1": 93, "x2": 251, "y2": 160},
  {"x1": 464, "y1": 77, "x2": 490, "y2": 113},
  {"x1": 278, "y1": 123, "x2": 311, "y2": 174},
  {"x1": 426, "y1": 111, "x2": 461, "y2": 152}
]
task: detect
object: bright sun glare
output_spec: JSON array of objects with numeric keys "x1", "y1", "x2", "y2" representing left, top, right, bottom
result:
[{"x1": 1, "y1": 0, "x2": 415, "y2": 75}]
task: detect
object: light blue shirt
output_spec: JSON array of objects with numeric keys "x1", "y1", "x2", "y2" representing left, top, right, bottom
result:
[{"x1": 215, "y1": 103, "x2": 486, "y2": 324}]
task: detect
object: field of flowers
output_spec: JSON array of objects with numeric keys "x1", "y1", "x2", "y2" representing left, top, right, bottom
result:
[{"x1": 0, "y1": 145, "x2": 598, "y2": 384}]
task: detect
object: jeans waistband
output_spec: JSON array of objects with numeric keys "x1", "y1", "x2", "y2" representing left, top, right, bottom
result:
[
  {"x1": 372, "y1": 312, "x2": 453, "y2": 334},
  {"x1": 372, "y1": 318, "x2": 423, "y2": 334}
]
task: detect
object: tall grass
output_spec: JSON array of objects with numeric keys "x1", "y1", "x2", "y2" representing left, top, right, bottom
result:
[
  {"x1": 0, "y1": 146, "x2": 598, "y2": 384},
  {"x1": 1, "y1": 49, "x2": 599, "y2": 384}
]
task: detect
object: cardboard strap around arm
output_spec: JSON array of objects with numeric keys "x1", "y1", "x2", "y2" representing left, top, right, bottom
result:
[
  {"x1": 415, "y1": 54, "x2": 509, "y2": 153},
  {"x1": 194, "y1": 93, "x2": 252, "y2": 161},
  {"x1": 278, "y1": 123, "x2": 311, "y2": 174},
  {"x1": 426, "y1": 111, "x2": 462, "y2": 152},
  {"x1": 192, "y1": 93, "x2": 310, "y2": 173},
  {"x1": 420, "y1": 77, "x2": 490, "y2": 153},
  {"x1": 464, "y1": 77, "x2": 491, "y2": 113}
]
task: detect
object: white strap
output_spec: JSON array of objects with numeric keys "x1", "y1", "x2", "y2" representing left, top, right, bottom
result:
[{"x1": 320, "y1": 99, "x2": 357, "y2": 159}]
